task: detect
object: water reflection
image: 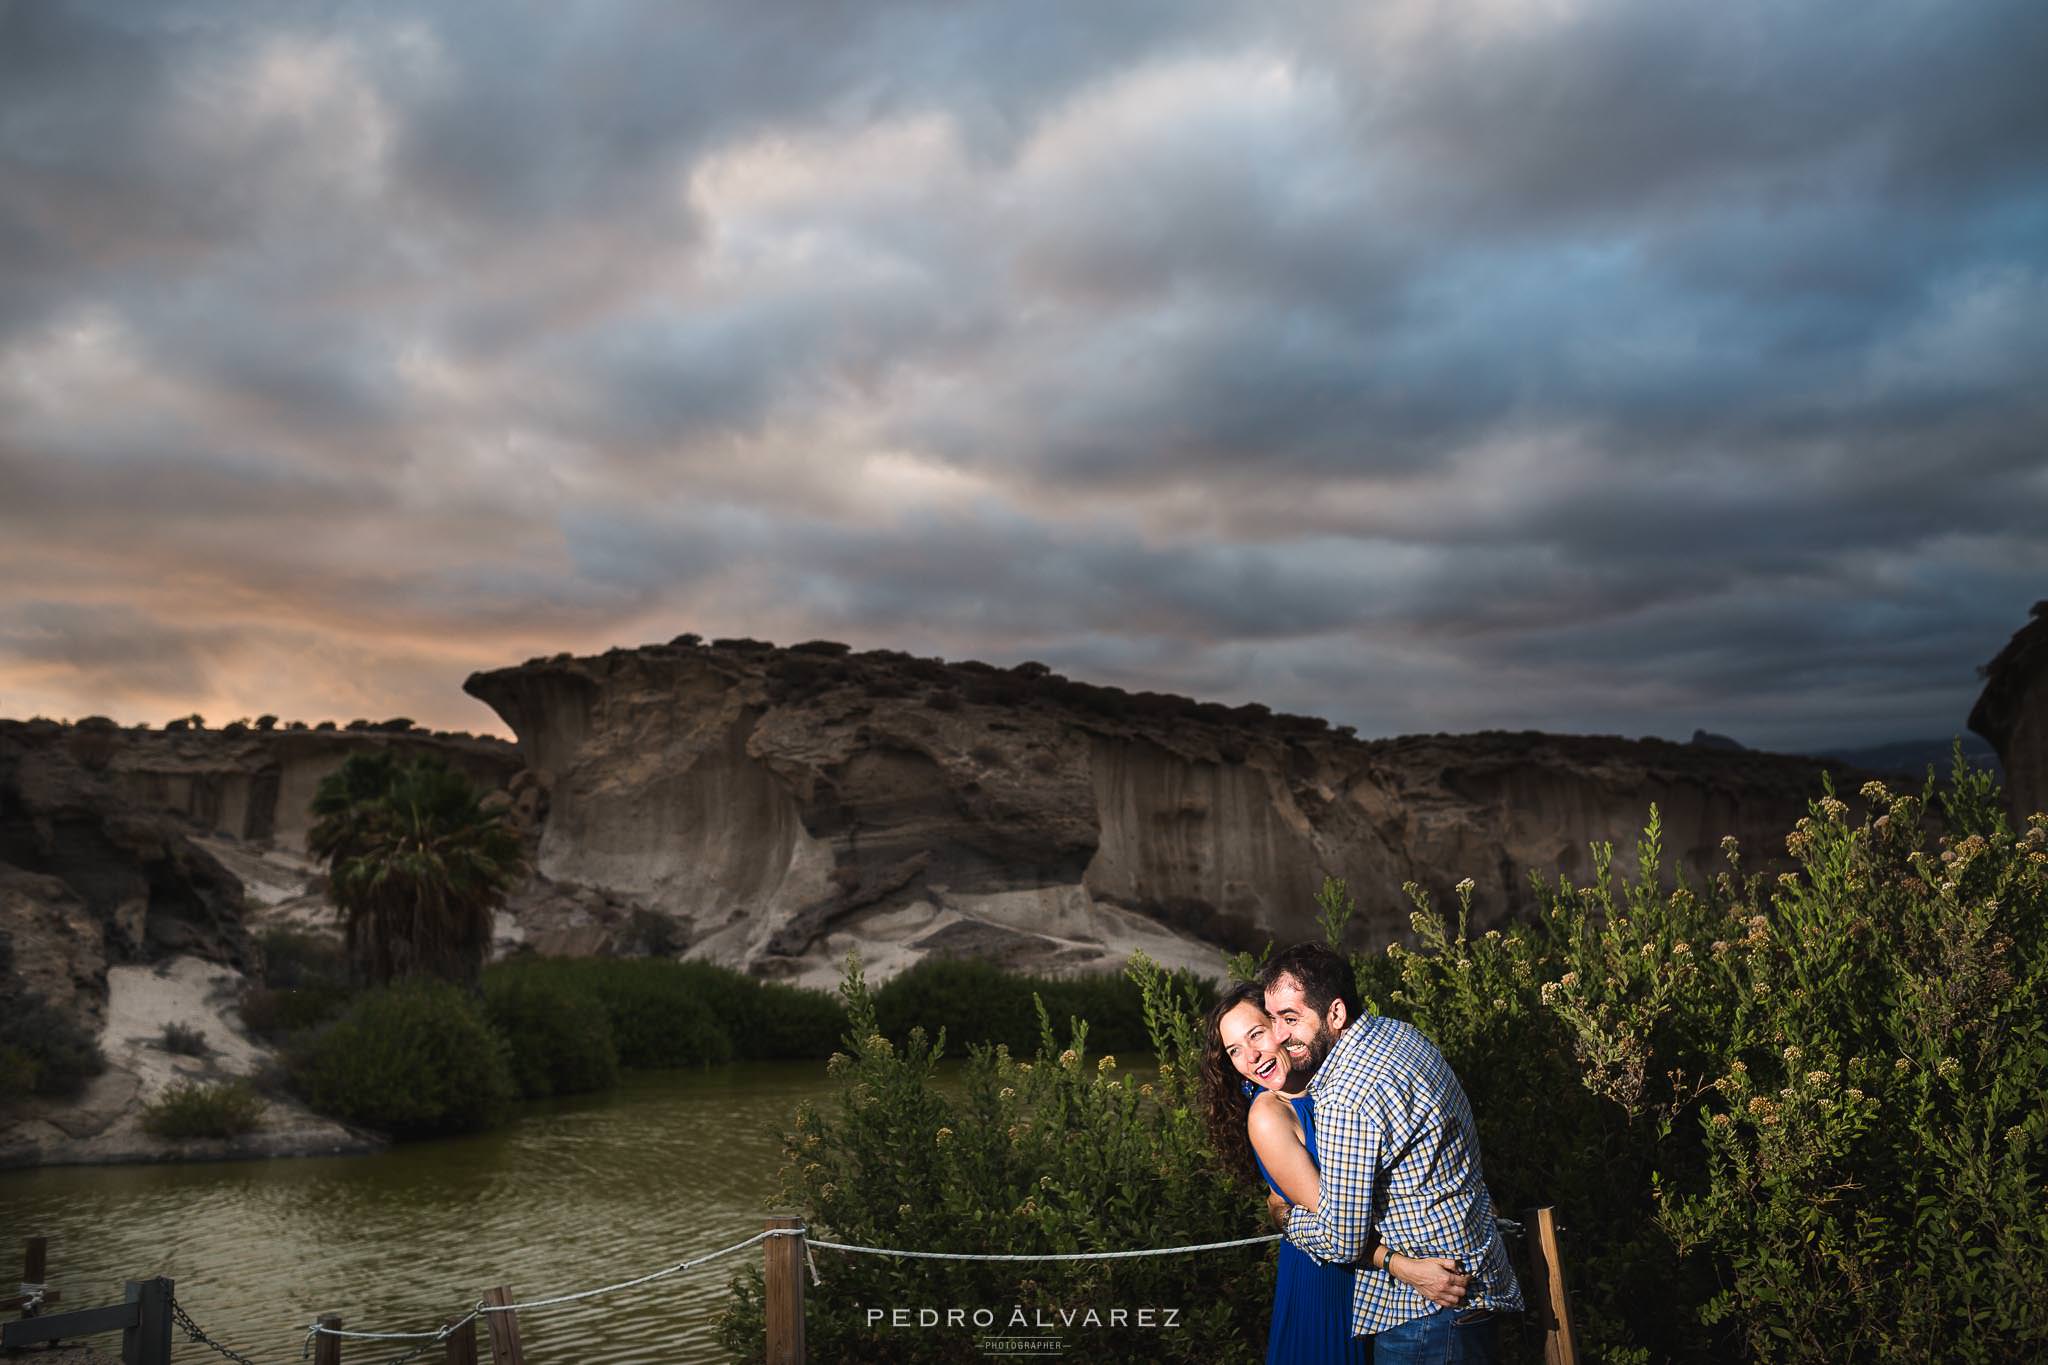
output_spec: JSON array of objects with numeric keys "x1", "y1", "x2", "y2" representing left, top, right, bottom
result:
[{"x1": 0, "y1": 1064, "x2": 835, "y2": 1365}]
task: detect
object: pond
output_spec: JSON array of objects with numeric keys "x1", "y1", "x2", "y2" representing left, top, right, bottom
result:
[{"x1": 0, "y1": 1063, "x2": 842, "y2": 1365}]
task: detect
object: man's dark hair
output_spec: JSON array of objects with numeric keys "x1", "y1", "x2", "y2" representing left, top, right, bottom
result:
[{"x1": 1259, "y1": 942, "x2": 1362, "y2": 1025}]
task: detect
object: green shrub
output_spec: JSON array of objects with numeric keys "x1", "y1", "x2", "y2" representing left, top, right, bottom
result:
[
  {"x1": 142, "y1": 1080, "x2": 265, "y2": 1140},
  {"x1": 658, "y1": 959, "x2": 845, "y2": 1059},
  {"x1": 243, "y1": 927, "x2": 355, "y2": 1043},
  {"x1": 482, "y1": 967, "x2": 620, "y2": 1098},
  {"x1": 289, "y1": 978, "x2": 514, "y2": 1138},
  {"x1": 1349, "y1": 754, "x2": 2048, "y2": 1364},
  {"x1": 719, "y1": 955, "x2": 1269, "y2": 1362},
  {"x1": 521, "y1": 959, "x2": 734, "y2": 1068},
  {"x1": 255, "y1": 926, "x2": 348, "y2": 989},
  {"x1": 872, "y1": 957, "x2": 1216, "y2": 1055},
  {"x1": 161, "y1": 1021, "x2": 208, "y2": 1056},
  {"x1": 490, "y1": 957, "x2": 846, "y2": 1067},
  {"x1": 239, "y1": 983, "x2": 355, "y2": 1041},
  {"x1": 0, "y1": 990, "x2": 105, "y2": 1101}
]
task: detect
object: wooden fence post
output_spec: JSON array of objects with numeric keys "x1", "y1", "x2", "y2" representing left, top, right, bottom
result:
[
  {"x1": 482, "y1": 1286, "x2": 526, "y2": 1365},
  {"x1": 3, "y1": 1237, "x2": 59, "y2": 1314},
  {"x1": 312, "y1": 1312, "x2": 343, "y2": 1365},
  {"x1": 122, "y1": 1278, "x2": 173, "y2": 1365},
  {"x1": 23, "y1": 1237, "x2": 46, "y2": 1312},
  {"x1": 764, "y1": 1214, "x2": 805, "y2": 1365},
  {"x1": 444, "y1": 1313, "x2": 479, "y2": 1365},
  {"x1": 1523, "y1": 1206, "x2": 1579, "y2": 1365}
]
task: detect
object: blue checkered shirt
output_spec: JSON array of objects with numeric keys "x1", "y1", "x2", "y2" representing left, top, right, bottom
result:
[{"x1": 1286, "y1": 1014, "x2": 1522, "y2": 1335}]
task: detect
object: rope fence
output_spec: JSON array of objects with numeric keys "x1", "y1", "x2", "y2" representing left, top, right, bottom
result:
[
  {"x1": 803, "y1": 1230, "x2": 1284, "y2": 1262},
  {"x1": 300, "y1": 1225, "x2": 1282, "y2": 1346},
  {"x1": 8, "y1": 1210, "x2": 1574, "y2": 1365}
]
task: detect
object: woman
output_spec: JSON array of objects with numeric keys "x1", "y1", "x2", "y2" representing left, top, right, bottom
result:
[{"x1": 1200, "y1": 981, "x2": 1467, "y2": 1363}]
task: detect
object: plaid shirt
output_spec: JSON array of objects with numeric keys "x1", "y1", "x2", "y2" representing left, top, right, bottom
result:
[{"x1": 1286, "y1": 1014, "x2": 1523, "y2": 1335}]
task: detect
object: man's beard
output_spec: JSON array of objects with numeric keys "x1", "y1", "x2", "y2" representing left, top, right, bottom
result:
[{"x1": 1285, "y1": 1025, "x2": 1334, "y2": 1082}]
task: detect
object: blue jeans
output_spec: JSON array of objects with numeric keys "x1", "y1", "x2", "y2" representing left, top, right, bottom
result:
[{"x1": 1371, "y1": 1306, "x2": 1501, "y2": 1364}]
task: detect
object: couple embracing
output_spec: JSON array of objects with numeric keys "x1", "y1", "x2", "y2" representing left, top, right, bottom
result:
[{"x1": 1201, "y1": 943, "x2": 1521, "y2": 1364}]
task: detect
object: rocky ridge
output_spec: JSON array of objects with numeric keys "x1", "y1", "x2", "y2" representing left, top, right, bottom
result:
[
  {"x1": 465, "y1": 637, "x2": 1875, "y2": 988},
  {"x1": 68, "y1": 717, "x2": 522, "y2": 852}
]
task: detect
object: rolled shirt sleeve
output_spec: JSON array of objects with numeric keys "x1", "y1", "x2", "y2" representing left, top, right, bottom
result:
[{"x1": 1282, "y1": 1090, "x2": 1378, "y2": 1265}]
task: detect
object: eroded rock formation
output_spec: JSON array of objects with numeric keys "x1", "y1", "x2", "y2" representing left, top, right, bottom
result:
[
  {"x1": 1971, "y1": 600, "x2": 2048, "y2": 823},
  {"x1": 467, "y1": 639, "x2": 1867, "y2": 986},
  {"x1": 1, "y1": 719, "x2": 252, "y2": 987},
  {"x1": 0, "y1": 720, "x2": 381, "y2": 1166},
  {"x1": 68, "y1": 719, "x2": 521, "y2": 852}
]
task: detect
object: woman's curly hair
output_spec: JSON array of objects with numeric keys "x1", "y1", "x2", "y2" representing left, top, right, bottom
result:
[{"x1": 1198, "y1": 979, "x2": 1270, "y2": 1185}]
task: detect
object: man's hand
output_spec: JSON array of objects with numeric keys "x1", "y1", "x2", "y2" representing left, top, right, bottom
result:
[
  {"x1": 1388, "y1": 1254, "x2": 1471, "y2": 1309},
  {"x1": 1265, "y1": 1191, "x2": 1291, "y2": 1230}
]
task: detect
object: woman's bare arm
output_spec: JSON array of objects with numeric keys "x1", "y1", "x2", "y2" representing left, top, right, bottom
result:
[{"x1": 1247, "y1": 1094, "x2": 1321, "y2": 1213}]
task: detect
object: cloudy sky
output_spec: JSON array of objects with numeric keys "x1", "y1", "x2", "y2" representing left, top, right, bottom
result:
[{"x1": 2, "y1": 1, "x2": 2043, "y2": 750}]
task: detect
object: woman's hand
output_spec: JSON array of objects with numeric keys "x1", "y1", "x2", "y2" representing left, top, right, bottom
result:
[{"x1": 1388, "y1": 1252, "x2": 1471, "y2": 1308}]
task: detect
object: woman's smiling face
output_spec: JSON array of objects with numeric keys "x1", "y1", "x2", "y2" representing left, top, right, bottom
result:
[{"x1": 1217, "y1": 999, "x2": 1292, "y2": 1091}]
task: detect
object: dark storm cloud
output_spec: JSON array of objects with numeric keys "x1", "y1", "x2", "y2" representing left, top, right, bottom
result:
[{"x1": 0, "y1": 0, "x2": 2041, "y2": 746}]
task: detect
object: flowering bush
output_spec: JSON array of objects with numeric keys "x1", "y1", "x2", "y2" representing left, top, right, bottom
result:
[
  {"x1": 1362, "y1": 755, "x2": 2048, "y2": 1363},
  {"x1": 719, "y1": 955, "x2": 1275, "y2": 1362}
]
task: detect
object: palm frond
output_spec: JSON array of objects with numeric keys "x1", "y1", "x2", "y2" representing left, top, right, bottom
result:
[{"x1": 312, "y1": 753, "x2": 525, "y2": 987}]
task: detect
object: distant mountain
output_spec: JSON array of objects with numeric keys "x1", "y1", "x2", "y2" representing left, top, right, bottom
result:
[
  {"x1": 1685, "y1": 729, "x2": 2003, "y2": 783},
  {"x1": 1810, "y1": 735, "x2": 2003, "y2": 783}
]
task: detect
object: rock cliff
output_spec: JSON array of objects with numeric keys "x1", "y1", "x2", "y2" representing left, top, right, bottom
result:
[
  {"x1": 71, "y1": 720, "x2": 520, "y2": 852},
  {"x1": 466, "y1": 639, "x2": 1867, "y2": 987},
  {"x1": 1971, "y1": 600, "x2": 2048, "y2": 823},
  {"x1": 0, "y1": 719, "x2": 417, "y2": 1166},
  {"x1": 0, "y1": 719, "x2": 253, "y2": 989}
]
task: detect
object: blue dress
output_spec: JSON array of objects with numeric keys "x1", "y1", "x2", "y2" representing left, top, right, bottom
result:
[{"x1": 1252, "y1": 1093, "x2": 1371, "y2": 1365}]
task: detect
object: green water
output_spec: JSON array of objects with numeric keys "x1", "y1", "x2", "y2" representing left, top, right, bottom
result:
[{"x1": 0, "y1": 1063, "x2": 840, "y2": 1365}]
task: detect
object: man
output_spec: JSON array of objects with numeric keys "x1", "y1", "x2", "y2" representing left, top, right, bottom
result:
[{"x1": 1261, "y1": 942, "x2": 1521, "y2": 1363}]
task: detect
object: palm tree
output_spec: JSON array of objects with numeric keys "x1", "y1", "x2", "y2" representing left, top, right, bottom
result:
[{"x1": 308, "y1": 753, "x2": 524, "y2": 987}]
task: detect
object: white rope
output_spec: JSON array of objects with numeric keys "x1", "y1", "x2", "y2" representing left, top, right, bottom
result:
[
  {"x1": 301, "y1": 1223, "x2": 1277, "y2": 1346},
  {"x1": 804, "y1": 1231, "x2": 1283, "y2": 1262},
  {"x1": 304, "y1": 1228, "x2": 797, "y2": 1347},
  {"x1": 17, "y1": 1282, "x2": 45, "y2": 1312},
  {"x1": 478, "y1": 1229, "x2": 792, "y2": 1314},
  {"x1": 301, "y1": 1314, "x2": 478, "y2": 1362},
  {"x1": 306, "y1": 1317, "x2": 471, "y2": 1341}
]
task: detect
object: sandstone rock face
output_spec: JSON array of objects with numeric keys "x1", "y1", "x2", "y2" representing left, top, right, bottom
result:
[
  {"x1": 1971, "y1": 601, "x2": 2048, "y2": 824},
  {"x1": 1, "y1": 720, "x2": 252, "y2": 978},
  {"x1": 0, "y1": 723, "x2": 386, "y2": 1167},
  {"x1": 0, "y1": 864, "x2": 106, "y2": 1027},
  {"x1": 67, "y1": 723, "x2": 521, "y2": 852},
  {"x1": 466, "y1": 641, "x2": 1868, "y2": 986}
]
